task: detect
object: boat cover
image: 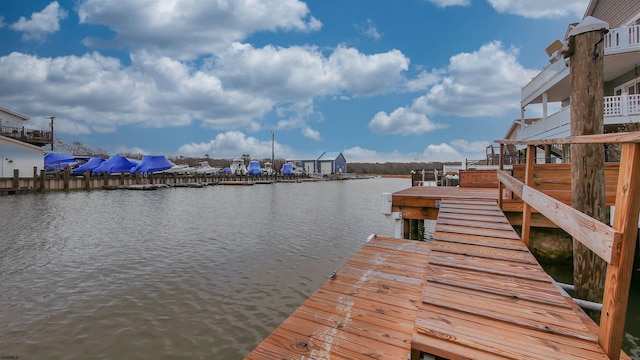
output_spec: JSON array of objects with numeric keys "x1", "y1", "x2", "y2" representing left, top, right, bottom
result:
[
  {"x1": 223, "y1": 167, "x2": 232, "y2": 174},
  {"x1": 44, "y1": 152, "x2": 79, "y2": 165},
  {"x1": 282, "y1": 163, "x2": 293, "y2": 175},
  {"x1": 130, "y1": 155, "x2": 174, "y2": 174},
  {"x1": 247, "y1": 160, "x2": 262, "y2": 175},
  {"x1": 72, "y1": 157, "x2": 106, "y2": 175},
  {"x1": 92, "y1": 155, "x2": 137, "y2": 174}
]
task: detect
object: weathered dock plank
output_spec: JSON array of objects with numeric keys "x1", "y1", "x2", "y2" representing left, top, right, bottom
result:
[
  {"x1": 412, "y1": 199, "x2": 631, "y2": 360},
  {"x1": 245, "y1": 235, "x2": 431, "y2": 359}
]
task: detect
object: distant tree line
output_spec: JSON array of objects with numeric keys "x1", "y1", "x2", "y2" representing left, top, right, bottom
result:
[{"x1": 348, "y1": 162, "x2": 459, "y2": 176}]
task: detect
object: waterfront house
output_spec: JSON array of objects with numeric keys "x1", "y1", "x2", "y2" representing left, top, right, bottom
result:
[
  {"x1": 288, "y1": 151, "x2": 347, "y2": 175},
  {"x1": 0, "y1": 106, "x2": 54, "y2": 150},
  {"x1": 515, "y1": 0, "x2": 640, "y2": 160},
  {"x1": 0, "y1": 107, "x2": 47, "y2": 178},
  {"x1": 0, "y1": 135, "x2": 45, "y2": 178}
]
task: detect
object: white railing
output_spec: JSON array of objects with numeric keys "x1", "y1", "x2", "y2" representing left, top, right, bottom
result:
[
  {"x1": 604, "y1": 94, "x2": 640, "y2": 117},
  {"x1": 604, "y1": 24, "x2": 640, "y2": 53},
  {"x1": 518, "y1": 95, "x2": 640, "y2": 141},
  {"x1": 522, "y1": 25, "x2": 640, "y2": 106},
  {"x1": 521, "y1": 59, "x2": 569, "y2": 106},
  {"x1": 518, "y1": 106, "x2": 571, "y2": 141}
]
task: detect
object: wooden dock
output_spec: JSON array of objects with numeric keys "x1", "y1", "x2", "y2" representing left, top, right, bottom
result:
[
  {"x1": 245, "y1": 236, "x2": 431, "y2": 359},
  {"x1": 246, "y1": 197, "x2": 632, "y2": 359},
  {"x1": 413, "y1": 199, "x2": 629, "y2": 359}
]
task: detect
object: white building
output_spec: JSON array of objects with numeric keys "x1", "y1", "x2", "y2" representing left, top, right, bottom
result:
[
  {"x1": 0, "y1": 135, "x2": 45, "y2": 178},
  {"x1": 515, "y1": 0, "x2": 640, "y2": 155}
]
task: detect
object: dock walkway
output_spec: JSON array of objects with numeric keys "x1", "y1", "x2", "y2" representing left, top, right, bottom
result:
[
  {"x1": 413, "y1": 199, "x2": 627, "y2": 359},
  {"x1": 245, "y1": 236, "x2": 431, "y2": 359},
  {"x1": 246, "y1": 197, "x2": 630, "y2": 359}
]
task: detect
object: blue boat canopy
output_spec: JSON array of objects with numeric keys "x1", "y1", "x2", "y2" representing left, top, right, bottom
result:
[
  {"x1": 282, "y1": 163, "x2": 293, "y2": 175},
  {"x1": 92, "y1": 155, "x2": 137, "y2": 174},
  {"x1": 44, "y1": 152, "x2": 86, "y2": 165},
  {"x1": 72, "y1": 157, "x2": 106, "y2": 175},
  {"x1": 130, "y1": 155, "x2": 174, "y2": 174},
  {"x1": 247, "y1": 160, "x2": 262, "y2": 175}
]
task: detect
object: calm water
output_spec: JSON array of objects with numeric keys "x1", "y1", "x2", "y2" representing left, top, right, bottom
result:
[
  {"x1": 0, "y1": 178, "x2": 411, "y2": 359},
  {"x1": 1, "y1": 178, "x2": 638, "y2": 359}
]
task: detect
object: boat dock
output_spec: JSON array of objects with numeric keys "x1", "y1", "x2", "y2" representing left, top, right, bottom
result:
[
  {"x1": 246, "y1": 198, "x2": 631, "y2": 359},
  {"x1": 246, "y1": 133, "x2": 640, "y2": 359}
]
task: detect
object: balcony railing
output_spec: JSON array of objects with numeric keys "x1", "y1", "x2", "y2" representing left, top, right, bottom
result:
[
  {"x1": 604, "y1": 24, "x2": 640, "y2": 53},
  {"x1": 604, "y1": 94, "x2": 640, "y2": 117},
  {"x1": 0, "y1": 125, "x2": 53, "y2": 144},
  {"x1": 521, "y1": 58, "x2": 569, "y2": 106},
  {"x1": 522, "y1": 24, "x2": 640, "y2": 106},
  {"x1": 518, "y1": 94, "x2": 640, "y2": 141}
]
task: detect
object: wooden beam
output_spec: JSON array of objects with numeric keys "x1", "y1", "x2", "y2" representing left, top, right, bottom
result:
[
  {"x1": 498, "y1": 144, "x2": 504, "y2": 209},
  {"x1": 495, "y1": 131, "x2": 640, "y2": 146},
  {"x1": 521, "y1": 145, "x2": 535, "y2": 247},
  {"x1": 599, "y1": 143, "x2": 640, "y2": 359},
  {"x1": 497, "y1": 169, "x2": 621, "y2": 264}
]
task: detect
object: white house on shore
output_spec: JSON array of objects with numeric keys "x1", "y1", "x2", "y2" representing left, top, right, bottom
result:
[
  {"x1": 514, "y1": 0, "x2": 640, "y2": 158},
  {"x1": 0, "y1": 132, "x2": 45, "y2": 178},
  {"x1": 0, "y1": 107, "x2": 46, "y2": 178}
]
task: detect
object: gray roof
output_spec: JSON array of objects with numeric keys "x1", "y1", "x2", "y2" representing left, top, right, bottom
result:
[{"x1": 318, "y1": 152, "x2": 343, "y2": 161}]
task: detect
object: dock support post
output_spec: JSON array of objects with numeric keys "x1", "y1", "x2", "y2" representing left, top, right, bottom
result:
[
  {"x1": 33, "y1": 166, "x2": 38, "y2": 192},
  {"x1": 85, "y1": 170, "x2": 91, "y2": 190},
  {"x1": 568, "y1": 18, "x2": 608, "y2": 308},
  {"x1": 599, "y1": 143, "x2": 640, "y2": 359},
  {"x1": 521, "y1": 145, "x2": 535, "y2": 247},
  {"x1": 12, "y1": 169, "x2": 19, "y2": 189},
  {"x1": 63, "y1": 167, "x2": 69, "y2": 190},
  {"x1": 39, "y1": 170, "x2": 45, "y2": 190}
]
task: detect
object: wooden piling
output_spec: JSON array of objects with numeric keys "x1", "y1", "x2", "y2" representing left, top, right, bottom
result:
[
  {"x1": 12, "y1": 169, "x2": 19, "y2": 188},
  {"x1": 569, "y1": 23, "x2": 608, "y2": 305}
]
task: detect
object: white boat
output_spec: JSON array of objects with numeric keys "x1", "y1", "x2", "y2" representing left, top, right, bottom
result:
[
  {"x1": 262, "y1": 162, "x2": 275, "y2": 175},
  {"x1": 163, "y1": 164, "x2": 193, "y2": 174},
  {"x1": 230, "y1": 159, "x2": 248, "y2": 175},
  {"x1": 195, "y1": 161, "x2": 222, "y2": 175}
]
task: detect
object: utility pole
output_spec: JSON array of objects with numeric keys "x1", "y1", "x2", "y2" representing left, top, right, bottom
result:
[
  {"x1": 565, "y1": 16, "x2": 609, "y2": 310},
  {"x1": 49, "y1": 116, "x2": 56, "y2": 151},
  {"x1": 271, "y1": 130, "x2": 275, "y2": 166}
]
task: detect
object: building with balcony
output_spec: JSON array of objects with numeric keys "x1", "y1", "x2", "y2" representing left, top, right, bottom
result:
[
  {"x1": 0, "y1": 106, "x2": 54, "y2": 150},
  {"x1": 514, "y1": 0, "x2": 640, "y2": 160}
]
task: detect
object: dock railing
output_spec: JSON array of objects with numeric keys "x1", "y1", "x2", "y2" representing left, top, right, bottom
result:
[{"x1": 495, "y1": 132, "x2": 640, "y2": 360}]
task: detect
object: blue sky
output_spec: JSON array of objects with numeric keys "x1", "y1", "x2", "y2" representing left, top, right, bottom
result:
[{"x1": 0, "y1": 0, "x2": 587, "y2": 162}]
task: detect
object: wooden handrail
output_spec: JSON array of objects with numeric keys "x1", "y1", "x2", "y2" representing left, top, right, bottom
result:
[
  {"x1": 495, "y1": 131, "x2": 640, "y2": 145},
  {"x1": 497, "y1": 169, "x2": 621, "y2": 265},
  {"x1": 495, "y1": 135, "x2": 640, "y2": 360}
]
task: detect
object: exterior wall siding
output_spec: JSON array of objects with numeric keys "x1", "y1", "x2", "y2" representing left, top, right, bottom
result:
[{"x1": 590, "y1": 0, "x2": 640, "y2": 27}]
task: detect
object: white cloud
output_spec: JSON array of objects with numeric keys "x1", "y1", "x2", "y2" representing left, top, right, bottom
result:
[
  {"x1": 369, "y1": 107, "x2": 446, "y2": 135},
  {"x1": 403, "y1": 70, "x2": 442, "y2": 92},
  {"x1": 356, "y1": 19, "x2": 381, "y2": 41},
  {"x1": 177, "y1": 131, "x2": 292, "y2": 159},
  {"x1": 301, "y1": 127, "x2": 321, "y2": 141},
  {"x1": 328, "y1": 46, "x2": 409, "y2": 96},
  {"x1": 368, "y1": 41, "x2": 534, "y2": 136},
  {"x1": 344, "y1": 146, "x2": 415, "y2": 162},
  {"x1": 427, "y1": 0, "x2": 471, "y2": 7},
  {"x1": 414, "y1": 41, "x2": 536, "y2": 117},
  {"x1": 423, "y1": 143, "x2": 462, "y2": 162},
  {"x1": 213, "y1": 43, "x2": 409, "y2": 100},
  {"x1": 344, "y1": 138, "x2": 489, "y2": 163},
  {"x1": 77, "y1": 0, "x2": 321, "y2": 59},
  {"x1": 487, "y1": 0, "x2": 588, "y2": 19},
  {"x1": 10, "y1": 1, "x2": 68, "y2": 42}
]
